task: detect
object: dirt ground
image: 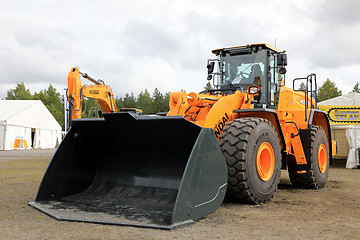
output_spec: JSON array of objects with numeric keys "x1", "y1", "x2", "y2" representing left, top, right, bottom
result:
[{"x1": 0, "y1": 150, "x2": 359, "y2": 240}]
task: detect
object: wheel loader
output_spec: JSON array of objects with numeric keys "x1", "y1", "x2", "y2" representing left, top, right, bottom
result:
[{"x1": 29, "y1": 43, "x2": 333, "y2": 229}]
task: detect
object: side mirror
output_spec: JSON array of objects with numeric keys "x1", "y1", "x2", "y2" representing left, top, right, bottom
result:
[
  {"x1": 207, "y1": 62, "x2": 215, "y2": 81},
  {"x1": 207, "y1": 62, "x2": 215, "y2": 74},
  {"x1": 277, "y1": 53, "x2": 287, "y2": 66},
  {"x1": 279, "y1": 66, "x2": 287, "y2": 74},
  {"x1": 247, "y1": 86, "x2": 261, "y2": 95}
]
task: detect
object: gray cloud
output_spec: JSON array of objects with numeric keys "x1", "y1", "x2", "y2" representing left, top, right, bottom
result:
[
  {"x1": 315, "y1": 0, "x2": 360, "y2": 25},
  {"x1": 296, "y1": 0, "x2": 360, "y2": 68},
  {"x1": 0, "y1": 0, "x2": 359, "y2": 99},
  {"x1": 121, "y1": 21, "x2": 181, "y2": 58}
]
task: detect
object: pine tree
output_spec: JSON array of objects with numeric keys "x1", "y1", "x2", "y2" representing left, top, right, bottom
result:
[
  {"x1": 204, "y1": 81, "x2": 212, "y2": 90},
  {"x1": 152, "y1": 88, "x2": 164, "y2": 113},
  {"x1": 352, "y1": 82, "x2": 360, "y2": 93},
  {"x1": 137, "y1": 89, "x2": 153, "y2": 114},
  {"x1": 6, "y1": 82, "x2": 33, "y2": 100},
  {"x1": 317, "y1": 79, "x2": 342, "y2": 102},
  {"x1": 299, "y1": 82, "x2": 306, "y2": 91}
]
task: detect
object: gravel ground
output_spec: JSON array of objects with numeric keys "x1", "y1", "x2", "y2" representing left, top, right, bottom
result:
[{"x1": 0, "y1": 149, "x2": 359, "y2": 240}]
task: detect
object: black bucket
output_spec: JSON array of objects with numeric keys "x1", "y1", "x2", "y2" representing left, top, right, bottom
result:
[{"x1": 29, "y1": 113, "x2": 227, "y2": 229}]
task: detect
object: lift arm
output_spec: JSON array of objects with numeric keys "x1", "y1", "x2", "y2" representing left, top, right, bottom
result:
[{"x1": 67, "y1": 67, "x2": 117, "y2": 128}]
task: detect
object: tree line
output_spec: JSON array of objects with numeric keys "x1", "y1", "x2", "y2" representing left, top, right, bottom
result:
[
  {"x1": 4, "y1": 80, "x2": 360, "y2": 130},
  {"x1": 5, "y1": 83, "x2": 171, "y2": 130}
]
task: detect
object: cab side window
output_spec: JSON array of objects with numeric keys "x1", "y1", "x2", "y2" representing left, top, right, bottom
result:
[{"x1": 269, "y1": 55, "x2": 280, "y2": 107}]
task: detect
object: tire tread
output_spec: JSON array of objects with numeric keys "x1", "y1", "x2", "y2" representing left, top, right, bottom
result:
[{"x1": 219, "y1": 117, "x2": 281, "y2": 204}]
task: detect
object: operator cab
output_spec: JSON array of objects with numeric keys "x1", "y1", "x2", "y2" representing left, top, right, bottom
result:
[{"x1": 208, "y1": 44, "x2": 287, "y2": 109}]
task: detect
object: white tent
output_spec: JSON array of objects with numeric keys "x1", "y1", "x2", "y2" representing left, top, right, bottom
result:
[{"x1": 0, "y1": 100, "x2": 62, "y2": 150}]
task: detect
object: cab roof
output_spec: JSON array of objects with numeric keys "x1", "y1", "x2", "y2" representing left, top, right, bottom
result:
[{"x1": 212, "y1": 43, "x2": 282, "y2": 55}]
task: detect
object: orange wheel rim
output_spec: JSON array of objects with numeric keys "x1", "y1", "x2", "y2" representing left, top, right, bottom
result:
[
  {"x1": 318, "y1": 144, "x2": 327, "y2": 173},
  {"x1": 256, "y1": 142, "x2": 275, "y2": 181}
]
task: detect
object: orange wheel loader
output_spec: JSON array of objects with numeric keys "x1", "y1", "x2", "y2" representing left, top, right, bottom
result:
[{"x1": 29, "y1": 43, "x2": 333, "y2": 229}]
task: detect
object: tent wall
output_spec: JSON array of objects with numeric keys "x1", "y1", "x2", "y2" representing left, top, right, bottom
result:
[
  {"x1": 0, "y1": 125, "x2": 5, "y2": 151},
  {"x1": 3, "y1": 125, "x2": 32, "y2": 150},
  {"x1": 331, "y1": 127, "x2": 349, "y2": 159},
  {"x1": 345, "y1": 126, "x2": 360, "y2": 168},
  {"x1": 33, "y1": 128, "x2": 61, "y2": 149},
  {"x1": 1, "y1": 126, "x2": 60, "y2": 150}
]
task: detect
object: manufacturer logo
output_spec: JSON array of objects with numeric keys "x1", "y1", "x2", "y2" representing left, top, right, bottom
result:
[
  {"x1": 214, "y1": 113, "x2": 229, "y2": 138},
  {"x1": 89, "y1": 90, "x2": 100, "y2": 95}
]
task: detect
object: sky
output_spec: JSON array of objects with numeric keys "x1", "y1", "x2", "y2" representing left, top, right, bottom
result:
[{"x1": 1, "y1": 0, "x2": 360, "y2": 99}]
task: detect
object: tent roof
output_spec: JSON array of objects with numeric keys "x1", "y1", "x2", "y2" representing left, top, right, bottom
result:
[
  {"x1": 0, "y1": 100, "x2": 61, "y2": 130},
  {"x1": 0, "y1": 100, "x2": 37, "y2": 120},
  {"x1": 318, "y1": 92, "x2": 360, "y2": 105}
]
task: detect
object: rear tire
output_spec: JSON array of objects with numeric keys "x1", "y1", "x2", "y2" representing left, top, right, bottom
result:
[
  {"x1": 219, "y1": 117, "x2": 281, "y2": 204},
  {"x1": 288, "y1": 126, "x2": 329, "y2": 188}
]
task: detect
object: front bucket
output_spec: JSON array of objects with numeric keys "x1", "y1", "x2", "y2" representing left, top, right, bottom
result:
[{"x1": 29, "y1": 113, "x2": 227, "y2": 229}]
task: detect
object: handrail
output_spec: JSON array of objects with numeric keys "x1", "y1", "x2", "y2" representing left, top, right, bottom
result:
[{"x1": 292, "y1": 73, "x2": 317, "y2": 122}]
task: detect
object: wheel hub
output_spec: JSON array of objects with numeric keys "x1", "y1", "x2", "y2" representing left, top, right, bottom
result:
[
  {"x1": 256, "y1": 142, "x2": 275, "y2": 181},
  {"x1": 318, "y1": 144, "x2": 327, "y2": 173}
]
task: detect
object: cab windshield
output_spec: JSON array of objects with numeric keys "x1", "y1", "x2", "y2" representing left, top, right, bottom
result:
[{"x1": 220, "y1": 50, "x2": 266, "y2": 90}]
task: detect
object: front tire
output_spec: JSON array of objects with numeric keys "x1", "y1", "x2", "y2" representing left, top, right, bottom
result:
[{"x1": 219, "y1": 117, "x2": 281, "y2": 204}]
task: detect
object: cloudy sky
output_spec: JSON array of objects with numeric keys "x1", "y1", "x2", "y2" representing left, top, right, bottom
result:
[{"x1": 1, "y1": 0, "x2": 359, "y2": 99}]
